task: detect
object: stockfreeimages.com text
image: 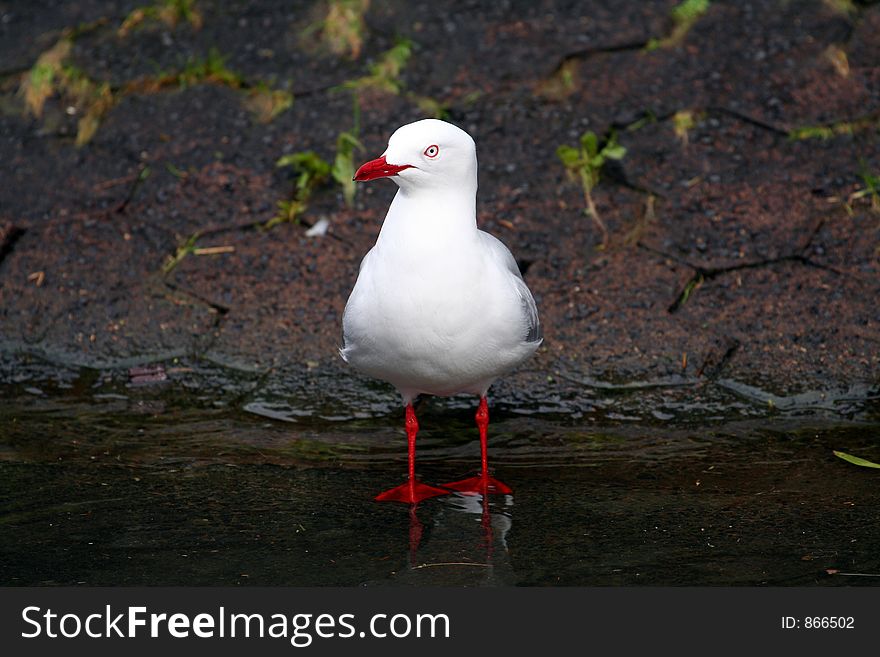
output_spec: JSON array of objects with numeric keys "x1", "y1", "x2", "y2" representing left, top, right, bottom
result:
[{"x1": 22, "y1": 605, "x2": 450, "y2": 647}]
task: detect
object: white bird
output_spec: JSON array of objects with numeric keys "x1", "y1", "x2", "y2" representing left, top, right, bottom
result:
[{"x1": 341, "y1": 119, "x2": 542, "y2": 504}]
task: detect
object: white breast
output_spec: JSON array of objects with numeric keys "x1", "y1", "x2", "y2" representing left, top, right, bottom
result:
[{"x1": 341, "y1": 201, "x2": 539, "y2": 401}]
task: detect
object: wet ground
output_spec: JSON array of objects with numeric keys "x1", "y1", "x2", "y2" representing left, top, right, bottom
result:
[
  {"x1": 1, "y1": 1, "x2": 879, "y2": 585},
  {"x1": 2, "y1": 362, "x2": 879, "y2": 586}
]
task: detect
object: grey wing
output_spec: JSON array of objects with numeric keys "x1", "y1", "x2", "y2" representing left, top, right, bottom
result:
[
  {"x1": 479, "y1": 231, "x2": 543, "y2": 345},
  {"x1": 340, "y1": 247, "x2": 376, "y2": 362},
  {"x1": 513, "y1": 275, "x2": 542, "y2": 343}
]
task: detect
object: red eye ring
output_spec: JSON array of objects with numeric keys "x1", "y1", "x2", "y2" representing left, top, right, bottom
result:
[{"x1": 424, "y1": 144, "x2": 439, "y2": 158}]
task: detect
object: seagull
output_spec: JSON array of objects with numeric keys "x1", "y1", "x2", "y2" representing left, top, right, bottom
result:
[{"x1": 341, "y1": 118, "x2": 542, "y2": 504}]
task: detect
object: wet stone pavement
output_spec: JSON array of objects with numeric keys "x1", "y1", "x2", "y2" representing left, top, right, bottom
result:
[{"x1": 1, "y1": 1, "x2": 879, "y2": 585}]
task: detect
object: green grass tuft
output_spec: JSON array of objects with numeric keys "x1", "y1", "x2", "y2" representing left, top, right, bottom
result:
[
  {"x1": 646, "y1": 0, "x2": 711, "y2": 50},
  {"x1": 119, "y1": 0, "x2": 202, "y2": 37},
  {"x1": 671, "y1": 0, "x2": 710, "y2": 23},
  {"x1": 341, "y1": 38, "x2": 412, "y2": 94},
  {"x1": 557, "y1": 131, "x2": 627, "y2": 247},
  {"x1": 788, "y1": 116, "x2": 879, "y2": 141},
  {"x1": 269, "y1": 151, "x2": 333, "y2": 229}
]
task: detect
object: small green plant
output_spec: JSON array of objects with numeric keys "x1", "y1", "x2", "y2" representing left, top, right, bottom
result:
[
  {"x1": 342, "y1": 38, "x2": 412, "y2": 94},
  {"x1": 823, "y1": 44, "x2": 850, "y2": 77},
  {"x1": 338, "y1": 37, "x2": 444, "y2": 116},
  {"x1": 119, "y1": 0, "x2": 203, "y2": 37},
  {"x1": 332, "y1": 132, "x2": 363, "y2": 206},
  {"x1": 165, "y1": 163, "x2": 188, "y2": 179},
  {"x1": 788, "y1": 115, "x2": 878, "y2": 141},
  {"x1": 163, "y1": 232, "x2": 200, "y2": 275},
  {"x1": 270, "y1": 199, "x2": 309, "y2": 228},
  {"x1": 161, "y1": 229, "x2": 235, "y2": 275},
  {"x1": 124, "y1": 50, "x2": 294, "y2": 124},
  {"x1": 850, "y1": 163, "x2": 880, "y2": 215},
  {"x1": 124, "y1": 49, "x2": 244, "y2": 93},
  {"x1": 646, "y1": 0, "x2": 711, "y2": 50},
  {"x1": 669, "y1": 273, "x2": 704, "y2": 312},
  {"x1": 276, "y1": 152, "x2": 333, "y2": 197},
  {"x1": 673, "y1": 110, "x2": 697, "y2": 146},
  {"x1": 536, "y1": 59, "x2": 579, "y2": 101},
  {"x1": 624, "y1": 110, "x2": 658, "y2": 133},
  {"x1": 331, "y1": 101, "x2": 364, "y2": 207},
  {"x1": 557, "y1": 131, "x2": 627, "y2": 247},
  {"x1": 319, "y1": 0, "x2": 369, "y2": 59},
  {"x1": 788, "y1": 125, "x2": 834, "y2": 140},
  {"x1": 19, "y1": 39, "x2": 117, "y2": 146},
  {"x1": 73, "y1": 82, "x2": 115, "y2": 146},
  {"x1": 245, "y1": 83, "x2": 294, "y2": 123},
  {"x1": 409, "y1": 94, "x2": 449, "y2": 119},
  {"x1": 19, "y1": 38, "x2": 72, "y2": 117},
  {"x1": 179, "y1": 49, "x2": 242, "y2": 88},
  {"x1": 269, "y1": 151, "x2": 332, "y2": 229},
  {"x1": 270, "y1": 99, "x2": 366, "y2": 221},
  {"x1": 671, "y1": 0, "x2": 711, "y2": 23}
]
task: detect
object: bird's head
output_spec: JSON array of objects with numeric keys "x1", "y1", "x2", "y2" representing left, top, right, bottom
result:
[{"x1": 353, "y1": 119, "x2": 477, "y2": 194}]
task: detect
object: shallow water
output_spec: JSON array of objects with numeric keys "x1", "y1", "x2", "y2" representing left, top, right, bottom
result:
[{"x1": 2, "y1": 364, "x2": 879, "y2": 586}]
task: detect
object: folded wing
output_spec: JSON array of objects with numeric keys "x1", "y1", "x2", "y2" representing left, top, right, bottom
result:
[{"x1": 479, "y1": 231, "x2": 543, "y2": 346}]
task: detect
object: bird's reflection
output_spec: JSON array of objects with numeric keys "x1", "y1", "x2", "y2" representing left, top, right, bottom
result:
[
  {"x1": 408, "y1": 505, "x2": 423, "y2": 566},
  {"x1": 394, "y1": 492, "x2": 515, "y2": 585}
]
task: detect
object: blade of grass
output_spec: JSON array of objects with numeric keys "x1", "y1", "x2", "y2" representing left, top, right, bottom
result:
[{"x1": 833, "y1": 450, "x2": 880, "y2": 469}]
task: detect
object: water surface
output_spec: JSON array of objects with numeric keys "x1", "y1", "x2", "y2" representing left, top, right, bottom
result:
[{"x1": 2, "y1": 365, "x2": 879, "y2": 586}]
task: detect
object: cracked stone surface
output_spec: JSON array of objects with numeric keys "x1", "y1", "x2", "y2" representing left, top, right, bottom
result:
[
  {"x1": 1, "y1": 0, "x2": 878, "y2": 403},
  {"x1": 0, "y1": 211, "x2": 218, "y2": 367}
]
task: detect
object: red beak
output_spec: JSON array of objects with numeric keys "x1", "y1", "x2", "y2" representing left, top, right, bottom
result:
[{"x1": 353, "y1": 156, "x2": 413, "y2": 182}]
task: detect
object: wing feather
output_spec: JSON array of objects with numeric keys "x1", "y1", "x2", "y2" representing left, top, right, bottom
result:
[{"x1": 478, "y1": 231, "x2": 542, "y2": 345}]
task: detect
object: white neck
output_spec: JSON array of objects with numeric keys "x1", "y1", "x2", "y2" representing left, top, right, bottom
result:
[{"x1": 375, "y1": 183, "x2": 479, "y2": 251}]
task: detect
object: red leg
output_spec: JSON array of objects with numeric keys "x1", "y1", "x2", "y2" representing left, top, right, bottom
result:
[
  {"x1": 442, "y1": 397, "x2": 512, "y2": 495},
  {"x1": 375, "y1": 403, "x2": 448, "y2": 503}
]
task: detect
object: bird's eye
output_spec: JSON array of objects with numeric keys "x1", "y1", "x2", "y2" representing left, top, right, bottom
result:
[{"x1": 423, "y1": 144, "x2": 439, "y2": 158}]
